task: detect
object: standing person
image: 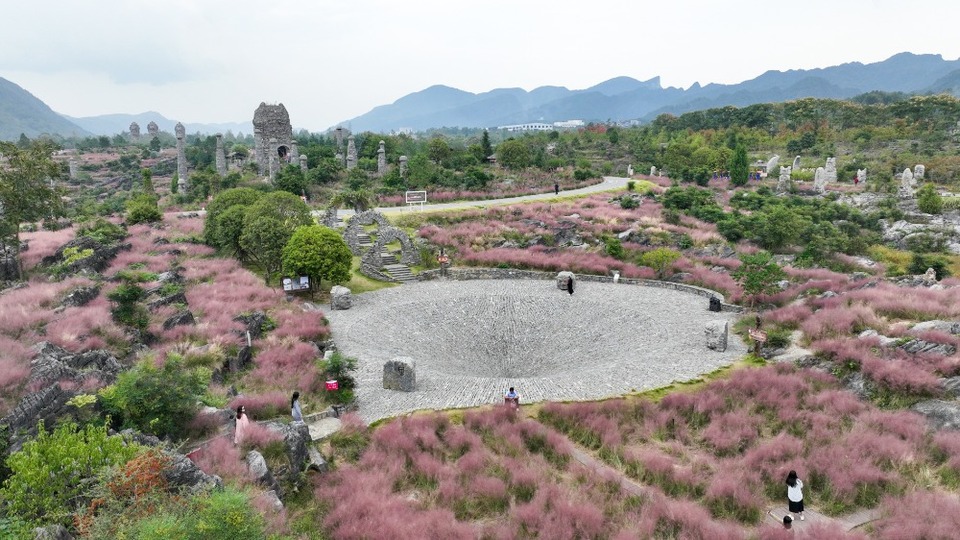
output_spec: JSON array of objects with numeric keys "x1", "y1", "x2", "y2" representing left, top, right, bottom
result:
[
  {"x1": 554, "y1": 182, "x2": 560, "y2": 195},
  {"x1": 291, "y1": 391, "x2": 303, "y2": 422},
  {"x1": 786, "y1": 470, "x2": 805, "y2": 521},
  {"x1": 567, "y1": 277, "x2": 574, "y2": 295},
  {"x1": 234, "y1": 405, "x2": 251, "y2": 446}
]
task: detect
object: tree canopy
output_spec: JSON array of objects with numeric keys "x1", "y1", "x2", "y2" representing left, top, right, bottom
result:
[{"x1": 282, "y1": 225, "x2": 352, "y2": 291}]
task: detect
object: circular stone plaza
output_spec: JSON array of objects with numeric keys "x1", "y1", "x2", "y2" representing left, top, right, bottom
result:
[{"x1": 325, "y1": 279, "x2": 747, "y2": 422}]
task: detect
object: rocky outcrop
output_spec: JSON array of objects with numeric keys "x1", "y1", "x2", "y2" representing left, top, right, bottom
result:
[
  {"x1": 164, "y1": 452, "x2": 223, "y2": 493},
  {"x1": 246, "y1": 450, "x2": 280, "y2": 493},
  {"x1": 60, "y1": 285, "x2": 100, "y2": 307},
  {"x1": 40, "y1": 236, "x2": 130, "y2": 275},
  {"x1": 28, "y1": 342, "x2": 122, "y2": 386},
  {"x1": 912, "y1": 400, "x2": 960, "y2": 431},
  {"x1": 32, "y1": 525, "x2": 73, "y2": 540},
  {"x1": 147, "y1": 292, "x2": 187, "y2": 311},
  {"x1": 234, "y1": 310, "x2": 270, "y2": 340},
  {"x1": 1, "y1": 385, "x2": 75, "y2": 452},
  {"x1": 162, "y1": 310, "x2": 195, "y2": 330}
]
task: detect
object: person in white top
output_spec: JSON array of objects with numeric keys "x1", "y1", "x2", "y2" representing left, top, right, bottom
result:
[
  {"x1": 786, "y1": 470, "x2": 804, "y2": 521},
  {"x1": 234, "y1": 405, "x2": 251, "y2": 446},
  {"x1": 291, "y1": 391, "x2": 303, "y2": 422}
]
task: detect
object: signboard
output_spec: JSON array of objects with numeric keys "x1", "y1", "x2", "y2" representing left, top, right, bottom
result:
[
  {"x1": 748, "y1": 328, "x2": 768, "y2": 343},
  {"x1": 405, "y1": 191, "x2": 427, "y2": 203},
  {"x1": 325, "y1": 380, "x2": 339, "y2": 391},
  {"x1": 282, "y1": 275, "x2": 310, "y2": 292}
]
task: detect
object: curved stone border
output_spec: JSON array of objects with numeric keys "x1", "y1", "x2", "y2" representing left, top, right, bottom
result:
[{"x1": 418, "y1": 267, "x2": 743, "y2": 312}]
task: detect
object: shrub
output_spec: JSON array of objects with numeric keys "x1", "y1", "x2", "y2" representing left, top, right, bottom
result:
[
  {"x1": 106, "y1": 282, "x2": 149, "y2": 330},
  {"x1": 76, "y1": 218, "x2": 127, "y2": 245},
  {"x1": 0, "y1": 421, "x2": 140, "y2": 527},
  {"x1": 125, "y1": 193, "x2": 162, "y2": 224},
  {"x1": 917, "y1": 182, "x2": 944, "y2": 214},
  {"x1": 627, "y1": 181, "x2": 636, "y2": 191},
  {"x1": 320, "y1": 352, "x2": 358, "y2": 404},
  {"x1": 639, "y1": 247, "x2": 681, "y2": 279},
  {"x1": 99, "y1": 357, "x2": 208, "y2": 439}
]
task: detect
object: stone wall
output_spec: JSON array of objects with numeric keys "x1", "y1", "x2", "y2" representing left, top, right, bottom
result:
[{"x1": 417, "y1": 267, "x2": 743, "y2": 312}]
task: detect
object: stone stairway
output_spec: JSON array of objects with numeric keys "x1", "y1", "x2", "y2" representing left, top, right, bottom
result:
[
  {"x1": 357, "y1": 232, "x2": 373, "y2": 248},
  {"x1": 383, "y1": 263, "x2": 417, "y2": 283},
  {"x1": 380, "y1": 251, "x2": 399, "y2": 265}
]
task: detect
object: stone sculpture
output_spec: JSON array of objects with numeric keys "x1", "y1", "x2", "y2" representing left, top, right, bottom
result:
[
  {"x1": 147, "y1": 121, "x2": 159, "y2": 136},
  {"x1": 650, "y1": 166, "x2": 657, "y2": 176},
  {"x1": 914, "y1": 164, "x2": 925, "y2": 179},
  {"x1": 334, "y1": 126, "x2": 344, "y2": 148},
  {"x1": 399, "y1": 155, "x2": 408, "y2": 177},
  {"x1": 776, "y1": 166, "x2": 792, "y2": 194},
  {"x1": 824, "y1": 157, "x2": 837, "y2": 182},
  {"x1": 766, "y1": 155, "x2": 780, "y2": 176},
  {"x1": 813, "y1": 167, "x2": 827, "y2": 194},
  {"x1": 899, "y1": 168, "x2": 915, "y2": 198},
  {"x1": 556, "y1": 271, "x2": 575, "y2": 290},
  {"x1": 383, "y1": 357, "x2": 416, "y2": 391},
  {"x1": 290, "y1": 142, "x2": 300, "y2": 165},
  {"x1": 253, "y1": 103, "x2": 294, "y2": 177},
  {"x1": 792, "y1": 155, "x2": 801, "y2": 170},
  {"x1": 346, "y1": 136, "x2": 357, "y2": 170},
  {"x1": 377, "y1": 140, "x2": 386, "y2": 176},
  {"x1": 68, "y1": 158, "x2": 78, "y2": 181},
  {"x1": 330, "y1": 286, "x2": 352, "y2": 310},
  {"x1": 215, "y1": 134, "x2": 227, "y2": 177},
  {"x1": 627, "y1": 164, "x2": 634, "y2": 176},
  {"x1": 857, "y1": 168, "x2": 867, "y2": 184},
  {"x1": 705, "y1": 320, "x2": 728, "y2": 352},
  {"x1": 299, "y1": 154, "x2": 308, "y2": 172},
  {"x1": 129, "y1": 122, "x2": 140, "y2": 140},
  {"x1": 175, "y1": 122, "x2": 188, "y2": 192}
]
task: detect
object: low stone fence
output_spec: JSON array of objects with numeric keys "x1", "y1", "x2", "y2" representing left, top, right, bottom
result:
[{"x1": 417, "y1": 267, "x2": 743, "y2": 313}]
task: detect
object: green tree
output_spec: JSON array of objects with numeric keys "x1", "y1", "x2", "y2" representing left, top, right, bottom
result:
[
  {"x1": 427, "y1": 137, "x2": 452, "y2": 165},
  {"x1": 204, "y1": 187, "x2": 262, "y2": 246},
  {"x1": 140, "y1": 168, "x2": 155, "y2": 194},
  {"x1": 481, "y1": 130, "x2": 493, "y2": 160},
  {"x1": 107, "y1": 281, "x2": 149, "y2": 330},
  {"x1": 0, "y1": 141, "x2": 65, "y2": 274},
  {"x1": 281, "y1": 225, "x2": 352, "y2": 292},
  {"x1": 99, "y1": 357, "x2": 207, "y2": 439},
  {"x1": 731, "y1": 251, "x2": 786, "y2": 308},
  {"x1": 496, "y1": 139, "x2": 530, "y2": 169},
  {"x1": 213, "y1": 205, "x2": 249, "y2": 259},
  {"x1": 125, "y1": 193, "x2": 162, "y2": 224},
  {"x1": 274, "y1": 164, "x2": 308, "y2": 196},
  {"x1": 639, "y1": 247, "x2": 681, "y2": 279},
  {"x1": 170, "y1": 173, "x2": 179, "y2": 194},
  {"x1": 149, "y1": 136, "x2": 161, "y2": 152},
  {"x1": 0, "y1": 421, "x2": 139, "y2": 527},
  {"x1": 917, "y1": 182, "x2": 944, "y2": 214},
  {"x1": 330, "y1": 189, "x2": 375, "y2": 213},
  {"x1": 730, "y1": 145, "x2": 749, "y2": 187},
  {"x1": 241, "y1": 215, "x2": 293, "y2": 283}
]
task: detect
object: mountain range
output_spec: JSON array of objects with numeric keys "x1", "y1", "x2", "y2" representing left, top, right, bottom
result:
[
  {"x1": 341, "y1": 52, "x2": 960, "y2": 132},
  {"x1": 4, "y1": 52, "x2": 960, "y2": 141}
]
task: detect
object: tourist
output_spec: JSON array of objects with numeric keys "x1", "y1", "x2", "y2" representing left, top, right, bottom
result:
[
  {"x1": 854, "y1": 174, "x2": 859, "y2": 186},
  {"x1": 291, "y1": 391, "x2": 303, "y2": 422},
  {"x1": 554, "y1": 182, "x2": 560, "y2": 195},
  {"x1": 567, "y1": 277, "x2": 574, "y2": 295},
  {"x1": 505, "y1": 387, "x2": 520, "y2": 409},
  {"x1": 786, "y1": 470, "x2": 805, "y2": 521},
  {"x1": 234, "y1": 405, "x2": 251, "y2": 446},
  {"x1": 782, "y1": 515, "x2": 793, "y2": 529}
]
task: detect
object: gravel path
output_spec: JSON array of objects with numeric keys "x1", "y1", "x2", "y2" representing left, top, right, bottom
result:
[{"x1": 325, "y1": 279, "x2": 746, "y2": 423}]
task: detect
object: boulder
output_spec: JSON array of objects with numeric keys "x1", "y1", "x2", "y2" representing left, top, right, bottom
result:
[
  {"x1": 330, "y1": 286, "x2": 352, "y2": 310},
  {"x1": 704, "y1": 320, "x2": 728, "y2": 352},
  {"x1": 941, "y1": 377, "x2": 960, "y2": 398},
  {"x1": 911, "y1": 400, "x2": 960, "y2": 431},
  {"x1": 282, "y1": 421, "x2": 312, "y2": 475},
  {"x1": 156, "y1": 270, "x2": 183, "y2": 284},
  {"x1": 60, "y1": 285, "x2": 100, "y2": 307},
  {"x1": 900, "y1": 339, "x2": 957, "y2": 356},
  {"x1": 40, "y1": 236, "x2": 129, "y2": 275},
  {"x1": 383, "y1": 357, "x2": 416, "y2": 392},
  {"x1": 32, "y1": 525, "x2": 73, "y2": 540},
  {"x1": 147, "y1": 291, "x2": 188, "y2": 311},
  {"x1": 234, "y1": 310, "x2": 269, "y2": 340},
  {"x1": 259, "y1": 489, "x2": 284, "y2": 511},
  {"x1": 912, "y1": 320, "x2": 960, "y2": 335},
  {"x1": 228, "y1": 345, "x2": 253, "y2": 373},
  {"x1": 556, "y1": 271, "x2": 575, "y2": 290},
  {"x1": 162, "y1": 310, "x2": 196, "y2": 330},
  {"x1": 163, "y1": 452, "x2": 223, "y2": 493},
  {"x1": 1, "y1": 385, "x2": 75, "y2": 452},
  {"x1": 246, "y1": 450, "x2": 280, "y2": 492},
  {"x1": 308, "y1": 446, "x2": 329, "y2": 473},
  {"x1": 28, "y1": 342, "x2": 121, "y2": 386}
]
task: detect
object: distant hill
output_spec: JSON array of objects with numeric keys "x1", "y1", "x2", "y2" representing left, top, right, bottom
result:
[
  {"x1": 63, "y1": 112, "x2": 253, "y2": 137},
  {"x1": 0, "y1": 77, "x2": 89, "y2": 141},
  {"x1": 340, "y1": 52, "x2": 960, "y2": 132}
]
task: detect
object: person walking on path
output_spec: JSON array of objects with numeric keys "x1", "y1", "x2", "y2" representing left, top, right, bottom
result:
[
  {"x1": 234, "y1": 405, "x2": 251, "y2": 446},
  {"x1": 786, "y1": 470, "x2": 805, "y2": 521},
  {"x1": 554, "y1": 182, "x2": 560, "y2": 195},
  {"x1": 291, "y1": 391, "x2": 303, "y2": 422}
]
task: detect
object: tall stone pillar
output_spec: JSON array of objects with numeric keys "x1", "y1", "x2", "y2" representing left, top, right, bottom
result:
[
  {"x1": 129, "y1": 122, "x2": 141, "y2": 140},
  {"x1": 399, "y1": 155, "x2": 408, "y2": 178},
  {"x1": 175, "y1": 122, "x2": 188, "y2": 192},
  {"x1": 68, "y1": 158, "x2": 78, "y2": 180},
  {"x1": 299, "y1": 154, "x2": 308, "y2": 172},
  {"x1": 268, "y1": 137, "x2": 279, "y2": 180},
  {"x1": 290, "y1": 142, "x2": 300, "y2": 165},
  {"x1": 335, "y1": 126, "x2": 344, "y2": 149},
  {"x1": 377, "y1": 140, "x2": 386, "y2": 176},
  {"x1": 346, "y1": 136, "x2": 357, "y2": 170},
  {"x1": 215, "y1": 133, "x2": 227, "y2": 177}
]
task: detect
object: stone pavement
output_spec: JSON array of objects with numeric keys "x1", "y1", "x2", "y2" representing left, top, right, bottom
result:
[{"x1": 325, "y1": 279, "x2": 746, "y2": 423}]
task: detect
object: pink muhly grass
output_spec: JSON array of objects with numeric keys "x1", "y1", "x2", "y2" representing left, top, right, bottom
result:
[
  {"x1": 846, "y1": 282, "x2": 960, "y2": 319},
  {"x1": 743, "y1": 433, "x2": 805, "y2": 484},
  {"x1": 167, "y1": 215, "x2": 204, "y2": 236},
  {"x1": 858, "y1": 409, "x2": 927, "y2": 446},
  {"x1": 860, "y1": 356, "x2": 942, "y2": 396},
  {"x1": 801, "y1": 303, "x2": 880, "y2": 340},
  {"x1": 229, "y1": 391, "x2": 289, "y2": 420},
  {"x1": 251, "y1": 490, "x2": 290, "y2": 535},
  {"x1": 270, "y1": 308, "x2": 329, "y2": 341},
  {"x1": 239, "y1": 422, "x2": 285, "y2": 452},
  {"x1": 45, "y1": 297, "x2": 123, "y2": 353},
  {"x1": 635, "y1": 495, "x2": 744, "y2": 540},
  {"x1": 19, "y1": 227, "x2": 76, "y2": 269},
  {"x1": 701, "y1": 409, "x2": 762, "y2": 455},
  {"x1": 765, "y1": 303, "x2": 814, "y2": 327},
  {"x1": 705, "y1": 469, "x2": 765, "y2": 520},
  {"x1": 872, "y1": 490, "x2": 960, "y2": 539},
  {"x1": 191, "y1": 436, "x2": 254, "y2": 485}
]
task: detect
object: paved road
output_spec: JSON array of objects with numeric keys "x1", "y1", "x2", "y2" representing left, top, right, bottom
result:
[{"x1": 335, "y1": 176, "x2": 631, "y2": 218}]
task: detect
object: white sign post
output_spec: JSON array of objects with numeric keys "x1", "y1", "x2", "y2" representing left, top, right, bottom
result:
[{"x1": 405, "y1": 190, "x2": 427, "y2": 211}]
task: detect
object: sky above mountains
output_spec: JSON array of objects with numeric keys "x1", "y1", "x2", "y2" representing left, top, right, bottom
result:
[{"x1": 2, "y1": 0, "x2": 959, "y2": 132}]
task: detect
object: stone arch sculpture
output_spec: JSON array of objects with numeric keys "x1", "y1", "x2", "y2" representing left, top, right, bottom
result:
[
  {"x1": 343, "y1": 210, "x2": 392, "y2": 255},
  {"x1": 361, "y1": 226, "x2": 421, "y2": 269}
]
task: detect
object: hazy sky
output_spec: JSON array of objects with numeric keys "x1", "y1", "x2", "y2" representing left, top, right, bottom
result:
[{"x1": 2, "y1": 0, "x2": 959, "y2": 132}]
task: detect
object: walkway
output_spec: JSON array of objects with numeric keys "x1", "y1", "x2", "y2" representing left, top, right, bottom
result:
[{"x1": 336, "y1": 176, "x2": 631, "y2": 218}]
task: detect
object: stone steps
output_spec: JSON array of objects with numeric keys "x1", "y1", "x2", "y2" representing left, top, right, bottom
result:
[
  {"x1": 380, "y1": 252, "x2": 398, "y2": 265},
  {"x1": 383, "y1": 263, "x2": 417, "y2": 283},
  {"x1": 357, "y1": 232, "x2": 372, "y2": 247}
]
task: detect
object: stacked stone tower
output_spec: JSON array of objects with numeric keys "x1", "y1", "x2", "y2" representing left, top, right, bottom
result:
[
  {"x1": 252, "y1": 103, "x2": 294, "y2": 179},
  {"x1": 175, "y1": 122, "x2": 188, "y2": 192},
  {"x1": 215, "y1": 134, "x2": 227, "y2": 177},
  {"x1": 129, "y1": 122, "x2": 140, "y2": 140}
]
